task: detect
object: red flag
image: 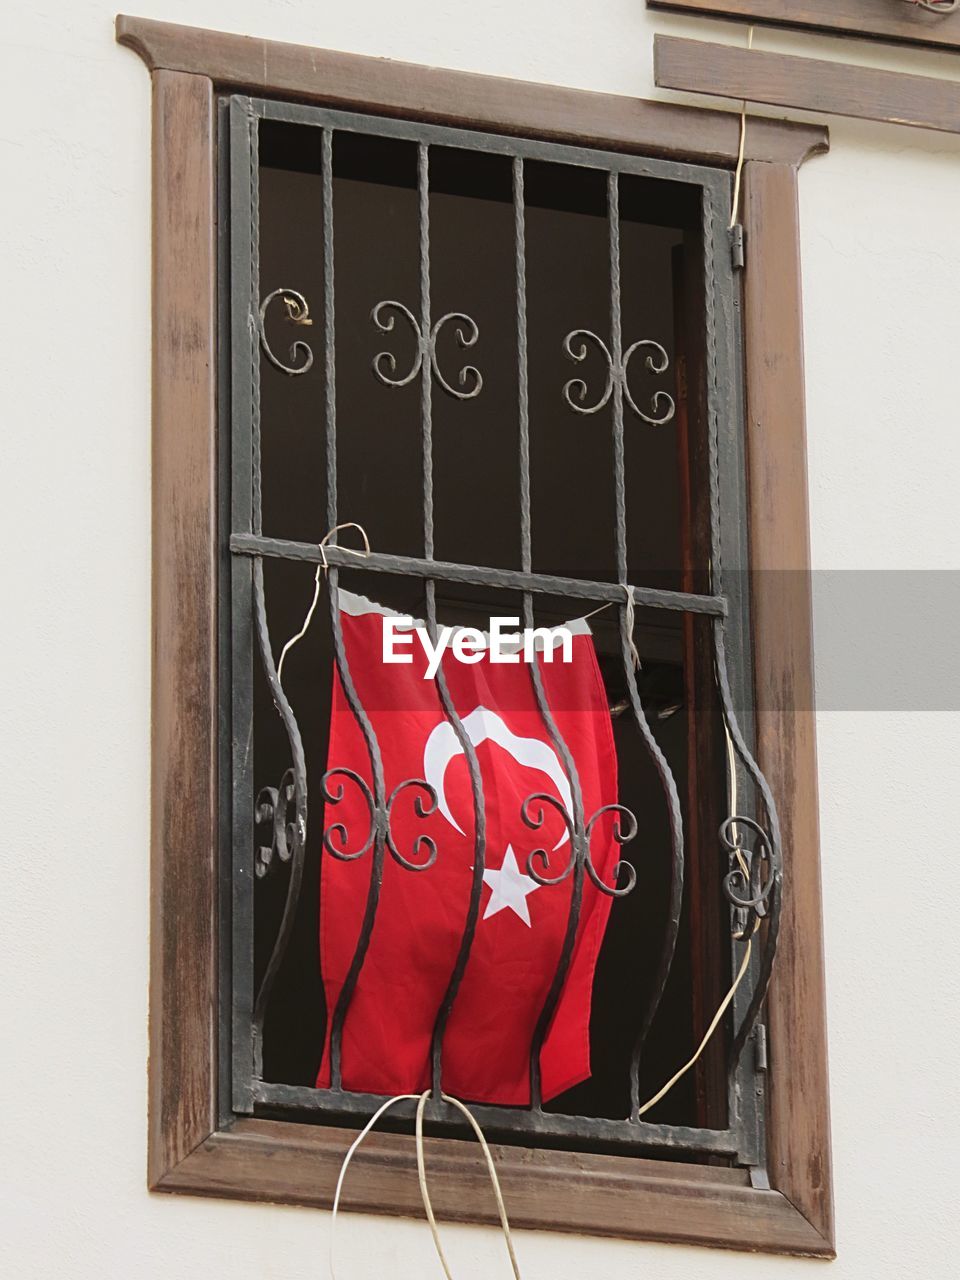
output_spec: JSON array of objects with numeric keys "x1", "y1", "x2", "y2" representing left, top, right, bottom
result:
[{"x1": 316, "y1": 589, "x2": 620, "y2": 1105}]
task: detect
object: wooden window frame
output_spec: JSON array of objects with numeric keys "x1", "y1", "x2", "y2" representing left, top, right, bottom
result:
[
  {"x1": 646, "y1": 1, "x2": 960, "y2": 53},
  {"x1": 118, "y1": 13, "x2": 834, "y2": 1257}
]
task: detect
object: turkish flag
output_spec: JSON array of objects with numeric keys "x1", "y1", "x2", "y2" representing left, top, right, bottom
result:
[{"x1": 316, "y1": 589, "x2": 620, "y2": 1105}]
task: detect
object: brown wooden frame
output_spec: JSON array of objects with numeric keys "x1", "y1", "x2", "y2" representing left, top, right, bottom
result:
[
  {"x1": 655, "y1": 35, "x2": 960, "y2": 134},
  {"x1": 119, "y1": 13, "x2": 834, "y2": 1257},
  {"x1": 647, "y1": 0, "x2": 960, "y2": 52}
]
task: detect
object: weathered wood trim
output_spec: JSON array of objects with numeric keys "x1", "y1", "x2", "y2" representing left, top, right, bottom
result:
[
  {"x1": 116, "y1": 14, "x2": 827, "y2": 167},
  {"x1": 156, "y1": 1119, "x2": 832, "y2": 1256},
  {"x1": 148, "y1": 68, "x2": 218, "y2": 1188},
  {"x1": 135, "y1": 17, "x2": 832, "y2": 1256},
  {"x1": 741, "y1": 160, "x2": 834, "y2": 1252},
  {"x1": 648, "y1": 0, "x2": 960, "y2": 53},
  {"x1": 655, "y1": 35, "x2": 960, "y2": 133}
]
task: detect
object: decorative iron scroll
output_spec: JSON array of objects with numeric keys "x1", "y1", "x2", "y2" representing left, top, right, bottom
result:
[
  {"x1": 712, "y1": 622, "x2": 784, "y2": 1072},
  {"x1": 319, "y1": 767, "x2": 440, "y2": 871},
  {"x1": 258, "y1": 288, "x2": 314, "y2": 375},
  {"x1": 563, "y1": 330, "x2": 676, "y2": 425},
  {"x1": 255, "y1": 768, "x2": 304, "y2": 878},
  {"x1": 319, "y1": 767, "x2": 376, "y2": 861},
  {"x1": 522, "y1": 793, "x2": 638, "y2": 898},
  {"x1": 908, "y1": 1, "x2": 959, "y2": 14},
  {"x1": 721, "y1": 815, "x2": 775, "y2": 938},
  {"x1": 372, "y1": 300, "x2": 483, "y2": 400}
]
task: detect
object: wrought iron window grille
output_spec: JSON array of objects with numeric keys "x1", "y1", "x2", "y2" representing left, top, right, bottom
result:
[{"x1": 224, "y1": 95, "x2": 782, "y2": 1171}]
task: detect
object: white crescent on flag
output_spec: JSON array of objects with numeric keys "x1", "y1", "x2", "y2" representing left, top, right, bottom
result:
[{"x1": 423, "y1": 705, "x2": 573, "y2": 850}]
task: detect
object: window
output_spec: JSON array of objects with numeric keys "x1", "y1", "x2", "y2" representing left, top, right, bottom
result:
[
  {"x1": 122, "y1": 13, "x2": 833, "y2": 1256},
  {"x1": 233, "y1": 95, "x2": 771, "y2": 1163}
]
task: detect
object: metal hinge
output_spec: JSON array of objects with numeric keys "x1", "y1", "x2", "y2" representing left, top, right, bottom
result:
[
  {"x1": 730, "y1": 223, "x2": 745, "y2": 270},
  {"x1": 754, "y1": 1023, "x2": 768, "y2": 1073}
]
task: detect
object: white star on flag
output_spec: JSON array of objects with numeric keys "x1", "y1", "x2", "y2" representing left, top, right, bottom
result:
[{"x1": 482, "y1": 845, "x2": 540, "y2": 927}]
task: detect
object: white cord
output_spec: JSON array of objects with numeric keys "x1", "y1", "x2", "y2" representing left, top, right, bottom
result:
[
  {"x1": 633, "y1": 716, "x2": 757, "y2": 1117},
  {"x1": 636, "y1": 936, "x2": 753, "y2": 1117},
  {"x1": 329, "y1": 1091, "x2": 522, "y2": 1280},
  {"x1": 329, "y1": 1094, "x2": 419, "y2": 1280},
  {"x1": 729, "y1": 26, "x2": 755, "y2": 231},
  {"x1": 276, "y1": 521, "x2": 371, "y2": 686},
  {"x1": 415, "y1": 1092, "x2": 522, "y2": 1280}
]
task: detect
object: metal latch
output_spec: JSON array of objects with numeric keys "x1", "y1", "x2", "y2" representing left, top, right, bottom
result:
[
  {"x1": 755, "y1": 1023, "x2": 768, "y2": 1073},
  {"x1": 730, "y1": 223, "x2": 745, "y2": 270}
]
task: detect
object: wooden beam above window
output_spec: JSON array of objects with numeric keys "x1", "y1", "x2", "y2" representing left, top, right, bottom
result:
[
  {"x1": 647, "y1": 0, "x2": 960, "y2": 52},
  {"x1": 116, "y1": 13, "x2": 826, "y2": 168},
  {"x1": 655, "y1": 35, "x2": 960, "y2": 133}
]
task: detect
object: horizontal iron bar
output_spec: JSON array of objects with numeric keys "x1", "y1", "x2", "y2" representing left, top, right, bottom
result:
[
  {"x1": 251, "y1": 96, "x2": 728, "y2": 193},
  {"x1": 253, "y1": 1081, "x2": 741, "y2": 1157},
  {"x1": 230, "y1": 533, "x2": 727, "y2": 617}
]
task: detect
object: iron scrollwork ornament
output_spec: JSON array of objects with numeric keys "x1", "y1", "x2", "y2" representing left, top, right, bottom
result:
[
  {"x1": 906, "y1": 1, "x2": 958, "y2": 13},
  {"x1": 258, "y1": 288, "x2": 315, "y2": 375},
  {"x1": 321, "y1": 766, "x2": 440, "y2": 872},
  {"x1": 720, "y1": 814, "x2": 776, "y2": 941},
  {"x1": 520, "y1": 793, "x2": 639, "y2": 898},
  {"x1": 562, "y1": 330, "x2": 675, "y2": 425},
  {"x1": 371, "y1": 301, "x2": 483, "y2": 400},
  {"x1": 385, "y1": 778, "x2": 440, "y2": 871},
  {"x1": 320, "y1": 767, "x2": 377, "y2": 862},
  {"x1": 255, "y1": 768, "x2": 306, "y2": 878}
]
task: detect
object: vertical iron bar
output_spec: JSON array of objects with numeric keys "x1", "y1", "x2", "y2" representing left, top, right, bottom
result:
[
  {"x1": 609, "y1": 172, "x2": 626, "y2": 587},
  {"x1": 250, "y1": 116, "x2": 263, "y2": 541},
  {"x1": 605, "y1": 171, "x2": 687, "y2": 1120},
  {"x1": 516, "y1": 156, "x2": 532, "y2": 579},
  {"x1": 229, "y1": 98, "x2": 257, "y2": 1113},
  {"x1": 217, "y1": 94, "x2": 235, "y2": 1125},
  {"x1": 424, "y1": 574, "x2": 487, "y2": 1098},
  {"x1": 523, "y1": 618, "x2": 588, "y2": 1111},
  {"x1": 415, "y1": 143, "x2": 488, "y2": 1097},
  {"x1": 325, "y1": 574, "x2": 388, "y2": 1088},
  {"x1": 323, "y1": 128, "x2": 337, "y2": 536},
  {"x1": 315, "y1": 125, "x2": 337, "y2": 1048},
  {"x1": 321, "y1": 127, "x2": 389, "y2": 1089},
  {"x1": 514, "y1": 155, "x2": 589, "y2": 1110},
  {"x1": 418, "y1": 144, "x2": 434, "y2": 563},
  {"x1": 251, "y1": 127, "x2": 337, "y2": 1079},
  {"x1": 701, "y1": 184, "x2": 783, "y2": 1093},
  {"x1": 251, "y1": 562, "x2": 307, "y2": 1070},
  {"x1": 703, "y1": 180, "x2": 751, "y2": 1146}
]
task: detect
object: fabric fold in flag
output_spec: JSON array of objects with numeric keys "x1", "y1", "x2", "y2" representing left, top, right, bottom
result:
[{"x1": 316, "y1": 589, "x2": 622, "y2": 1106}]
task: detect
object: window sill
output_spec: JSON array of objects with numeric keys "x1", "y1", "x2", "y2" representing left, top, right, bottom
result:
[{"x1": 156, "y1": 1119, "x2": 834, "y2": 1257}]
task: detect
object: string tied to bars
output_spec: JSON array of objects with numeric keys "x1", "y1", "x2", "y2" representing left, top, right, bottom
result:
[
  {"x1": 276, "y1": 522, "x2": 371, "y2": 685},
  {"x1": 622, "y1": 584, "x2": 641, "y2": 671},
  {"x1": 582, "y1": 586, "x2": 640, "y2": 670},
  {"x1": 329, "y1": 1090, "x2": 522, "y2": 1280}
]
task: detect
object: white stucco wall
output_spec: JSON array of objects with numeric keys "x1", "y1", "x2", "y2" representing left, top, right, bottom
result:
[{"x1": 3, "y1": 2, "x2": 960, "y2": 1277}]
